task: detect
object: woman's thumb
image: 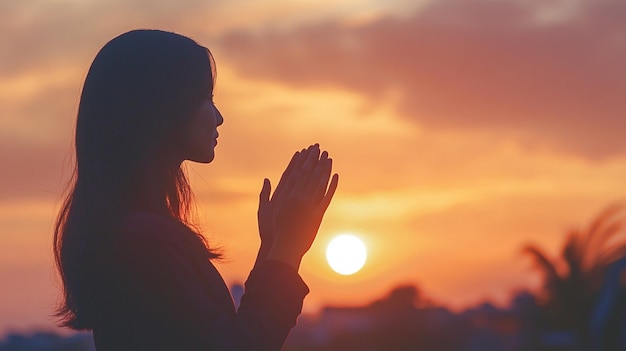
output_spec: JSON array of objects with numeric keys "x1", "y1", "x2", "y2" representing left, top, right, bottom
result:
[{"x1": 259, "y1": 178, "x2": 271, "y2": 203}]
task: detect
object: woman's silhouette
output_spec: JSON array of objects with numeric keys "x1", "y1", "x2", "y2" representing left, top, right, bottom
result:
[{"x1": 53, "y1": 29, "x2": 338, "y2": 350}]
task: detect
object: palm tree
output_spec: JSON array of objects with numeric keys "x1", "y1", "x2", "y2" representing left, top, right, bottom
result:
[{"x1": 523, "y1": 205, "x2": 626, "y2": 349}]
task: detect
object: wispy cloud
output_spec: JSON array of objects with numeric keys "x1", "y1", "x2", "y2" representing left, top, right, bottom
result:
[{"x1": 218, "y1": 0, "x2": 626, "y2": 158}]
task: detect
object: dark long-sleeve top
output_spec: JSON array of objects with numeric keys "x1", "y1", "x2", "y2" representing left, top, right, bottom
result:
[{"x1": 92, "y1": 211, "x2": 309, "y2": 351}]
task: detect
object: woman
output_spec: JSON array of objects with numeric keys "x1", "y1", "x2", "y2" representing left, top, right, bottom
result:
[{"x1": 53, "y1": 29, "x2": 338, "y2": 350}]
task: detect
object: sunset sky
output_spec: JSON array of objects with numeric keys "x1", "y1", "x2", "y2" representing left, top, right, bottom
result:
[{"x1": 2, "y1": 0, "x2": 626, "y2": 335}]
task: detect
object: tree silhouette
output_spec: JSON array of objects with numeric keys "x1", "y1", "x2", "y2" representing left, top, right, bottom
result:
[{"x1": 524, "y1": 205, "x2": 626, "y2": 349}]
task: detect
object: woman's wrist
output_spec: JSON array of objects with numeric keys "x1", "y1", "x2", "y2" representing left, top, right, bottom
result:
[
  {"x1": 266, "y1": 243, "x2": 302, "y2": 271},
  {"x1": 254, "y1": 242, "x2": 272, "y2": 267}
]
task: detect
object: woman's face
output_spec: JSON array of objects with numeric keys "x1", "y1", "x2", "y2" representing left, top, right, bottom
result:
[{"x1": 182, "y1": 96, "x2": 223, "y2": 163}]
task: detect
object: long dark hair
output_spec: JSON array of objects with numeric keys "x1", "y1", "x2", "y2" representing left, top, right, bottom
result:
[{"x1": 54, "y1": 29, "x2": 218, "y2": 329}]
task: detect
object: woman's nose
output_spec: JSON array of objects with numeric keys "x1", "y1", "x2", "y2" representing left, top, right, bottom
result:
[{"x1": 215, "y1": 107, "x2": 224, "y2": 126}]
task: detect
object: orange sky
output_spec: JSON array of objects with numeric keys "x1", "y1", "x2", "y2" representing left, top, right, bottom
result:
[{"x1": 2, "y1": 0, "x2": 626, "y2": 335}]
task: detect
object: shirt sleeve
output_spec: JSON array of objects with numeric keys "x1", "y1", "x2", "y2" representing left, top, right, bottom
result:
[
  {"x1": 97, "y1": 212, "x2": 309, "y2": 351},
  {"x1": 239, "y1": 260, "x2": 310, "y2": 350}
]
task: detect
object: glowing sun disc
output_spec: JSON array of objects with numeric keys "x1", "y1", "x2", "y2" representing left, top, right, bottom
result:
[{"x1": 326, "y1": 234, "x2": 367, "y2": 275}]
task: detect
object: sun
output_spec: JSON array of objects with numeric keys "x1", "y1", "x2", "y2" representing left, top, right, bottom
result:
[{"x1": 326, "y1": 234, "x2": 367, "y2": 275}]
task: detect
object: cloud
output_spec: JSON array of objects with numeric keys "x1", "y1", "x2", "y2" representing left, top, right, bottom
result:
[
  {"x1": 217, "y1": 0, "x2": 626, "y2": 158},
  {"x1": 0, "y1": 0, "x2": 219, "y2": 80},
  {"x1": 0, "y1": 140, "x2": 69, "y2": 201}
]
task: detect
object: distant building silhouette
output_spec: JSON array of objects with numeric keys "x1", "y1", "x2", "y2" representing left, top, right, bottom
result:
[{"x1": 230, "y1": 283, "x2": 244, "y2": 310}]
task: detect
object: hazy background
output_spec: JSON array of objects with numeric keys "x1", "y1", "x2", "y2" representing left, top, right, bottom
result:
[{"x1": 2, "y1": 0, "x2": 626, "y2": 336}]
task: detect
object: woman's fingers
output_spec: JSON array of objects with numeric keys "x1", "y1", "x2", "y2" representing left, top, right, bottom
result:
[
  {"x1": 302, "y1": 145, "x2": 320, "y2": 176},
  {"x1": 318, "y1": 173, "x2": 339, "y2": 214},
  {"x1": 279, "y1": 144, "x2": 318, "y2": 199},
  {"x1": 307, "y1": 153, "x2": 332, "y2": 201},
  {"x1": 274, "y1": 144, "x2": 337, "y2": 215},
  {"x1": 289, "y1": 145, "x2": 321, "y2": 195},
  {"x1": 257, "y1": 178, "x2": 273, "y2": 241},
  {"x1": 271, "y1": 151, "x2": 300, "y2": 202},
  {"x1": 296, "y1": 144, "x2": 317, "y2": 168},
  {"x1": 259, "y1": 178, "x2": 271, "y2": 205}
]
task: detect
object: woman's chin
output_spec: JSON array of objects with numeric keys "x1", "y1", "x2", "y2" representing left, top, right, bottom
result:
[{"x1": 187, "y1": 151, "x2": 215, "y2": 164}]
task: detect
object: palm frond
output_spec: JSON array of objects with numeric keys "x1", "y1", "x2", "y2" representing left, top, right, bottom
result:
[
  {"x1": 581, "y1": 205, "x2": 624, "y2": 269},
  {"x1": 523, "y1": 244, "x2": 561, "y2": 297},
  {"x1": 562, "y1": 231, "x2": 583, "y2": 278}
]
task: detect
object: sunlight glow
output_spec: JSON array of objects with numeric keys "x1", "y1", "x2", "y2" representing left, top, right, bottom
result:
[{"x1": 326, "y1": 234, "x2": 367, "y2": 275}]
